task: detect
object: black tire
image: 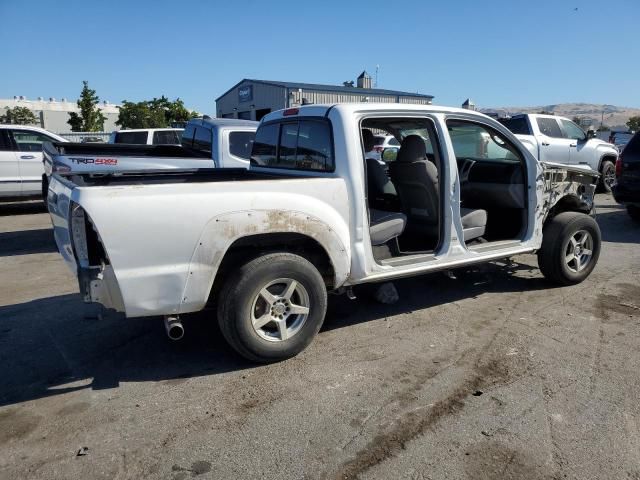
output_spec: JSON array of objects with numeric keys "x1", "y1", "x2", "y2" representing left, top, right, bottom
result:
[
  {"x1": 216, "y1": 252, "x2": 327, "y2": 363},
  {"x1": 598, "y1": 160, "x2": 615, "y2": 193},
  {"x1": 628, "y1": 205, "x2": 640, "y2": 223},
  {"x1": 537, "y1": 212, "x2": 601, "y2": 285},
  {"x1": 41, "y1": 175, "x2": 49, "y2": 210}
]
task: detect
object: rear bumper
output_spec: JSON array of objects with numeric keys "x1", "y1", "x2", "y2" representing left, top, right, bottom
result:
[
  {"x1": 78, "y1": 264, "x2": 125, "y2": 312},
  {"x1": 613, "y1": 181, "x2": 640, "y2": 206}
]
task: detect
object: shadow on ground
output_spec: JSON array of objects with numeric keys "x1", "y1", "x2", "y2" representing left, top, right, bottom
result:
[
  {"x1": 0, "y1": 259, "x2": 556, "y2": 408},
  {"x1": 594, "y1": 204, "x2": 640, "y2": 244},
  {"x1": 0, "y1": 201, "x2": 46, "y2": 217},
  {"x1": 0, "y1": 228, "x2": 56, "y2": 257}
]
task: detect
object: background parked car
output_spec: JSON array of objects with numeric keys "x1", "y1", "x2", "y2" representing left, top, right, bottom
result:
[
  {"x1": 608, "y1": 131, "x2": 634, "y2": 152},
  {"x1": 109, "y1": 128, "x2": 184, "y2": 145},
  {"x1": 0, "y1": 125, "x2": 67, "y2": 201},
  {"x1": 499, "y1": 114, "x2": 618, "y2": 192},
  {"x1": 613, "y1": 131, "x2": 640, "y2": 222}
]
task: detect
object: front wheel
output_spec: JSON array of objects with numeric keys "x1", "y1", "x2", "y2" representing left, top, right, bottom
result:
[
  {"x1": 599, "y1": 160, "x2": 615, "y2": 193},
  {"x1": 217, "y1": 252, "x2": 328, "y2": 362},
  {"x1": 537, "y1": 212, "x2": 601, "y2": 285}
]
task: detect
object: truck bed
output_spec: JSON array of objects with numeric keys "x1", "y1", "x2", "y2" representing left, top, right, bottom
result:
[
  {"x1": 47, "y1": 141, "x2": 210, "y2": 158},
  {"x1": 59, "y1": 168, "x2": 288, "y2": 187}
]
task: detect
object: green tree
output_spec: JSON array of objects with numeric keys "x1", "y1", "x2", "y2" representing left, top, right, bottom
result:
[
  {"x1": 572, "y1": 116, "x2": 581, "y2": 124},
  {"x1": 116, "y1": 97, "x2": 198, "y2": 129},
  {"x1": 67, "y1": 81, "x2": 106, "y2": 132},
  {"x1": 627, "y1": 116, "x2": 640, "y2": 132},
  {"x1": 0, "y1": 106, "x2": 38, "y2": 125},
  {"x1": 597, "y1": 124, "x2": 610, "y2": 132}
]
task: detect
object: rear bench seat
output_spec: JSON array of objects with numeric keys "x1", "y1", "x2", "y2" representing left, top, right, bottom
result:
[{"x1": 369, "y1": 209, "x2": 407, "y2": 245}]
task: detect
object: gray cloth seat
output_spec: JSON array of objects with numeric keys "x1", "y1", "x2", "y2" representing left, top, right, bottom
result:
[
  {"x1": 362, "y1": 129, "x2": 396, "y2": 204},
  {"x1": 389, "y1": 135, "x2": 487, "y2": 243},
  {"x1": 369, "y1": 209, "x2": 407, "y2": 246},
  {"x1": 460, "y1": 208, "x2": 487, "y2": 241}
]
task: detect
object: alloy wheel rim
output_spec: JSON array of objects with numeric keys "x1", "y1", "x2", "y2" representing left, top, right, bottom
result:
[
  {"x1": 250, "y1": 278, "x2": 310, "y2": 342},
  {"x1": 604, "y1": 164, "x2": 616, "y2": 188},
  {"x1": 564, "y1": 230, "x2": 594, "y2": 273}
]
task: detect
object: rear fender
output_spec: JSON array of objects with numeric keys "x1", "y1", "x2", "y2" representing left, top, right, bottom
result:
[{"x1": 179, "y1": 209, "x2": 350, "y2": 314}]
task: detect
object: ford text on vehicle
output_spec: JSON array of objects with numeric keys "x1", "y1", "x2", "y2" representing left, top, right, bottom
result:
[{"x1": 48, "y1": 104, "x2": 601, "y2": 362}]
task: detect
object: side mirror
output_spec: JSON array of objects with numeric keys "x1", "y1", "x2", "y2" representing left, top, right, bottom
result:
[
  {"x1": 587, "y1": 130, "x2": 597, "y2": 139},
  {"x1": 382, "y1": 147, "x2": 398, "y2": 162}
]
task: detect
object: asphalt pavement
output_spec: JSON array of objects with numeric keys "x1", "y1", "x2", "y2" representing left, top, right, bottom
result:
[{"x1": 0, "y1": 195, "x2": 639, "y2": 480}]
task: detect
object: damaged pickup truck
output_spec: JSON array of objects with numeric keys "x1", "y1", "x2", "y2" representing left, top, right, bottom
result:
[{"x1": 47, "y1": 104, "x2": 601, "y2": 362}]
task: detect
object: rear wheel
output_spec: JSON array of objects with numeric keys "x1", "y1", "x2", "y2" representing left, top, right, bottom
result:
[
  {"x1": 217, "y1": 252, "x2": 327, "y2": 362},
  {"x1": 599, "y1": 160, "x2": 615, "y2": 193},
  {"x1": 537, "y1": 212, "x2": 601, "y2": 285},
  {"x1": 628, "y1": 205, "x2": 640, "y2": 223}
]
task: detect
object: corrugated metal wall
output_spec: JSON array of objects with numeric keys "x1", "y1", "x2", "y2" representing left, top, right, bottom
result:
[
  {"x1": 216, "y1": 80, "x2": 433, "y2": 119},
  {"x1": 217, "y1": 81, "x2": 287, "y2": 120}
]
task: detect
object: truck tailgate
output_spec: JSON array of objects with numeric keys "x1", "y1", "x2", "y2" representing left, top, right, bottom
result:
[{"x1": 47, "y1": 175, "x2": 78, "y2": 274}]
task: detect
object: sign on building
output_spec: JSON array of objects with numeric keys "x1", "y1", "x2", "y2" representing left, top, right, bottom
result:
[{"x1": 238, "y1": 85, "x2": 253, "y2": 103}]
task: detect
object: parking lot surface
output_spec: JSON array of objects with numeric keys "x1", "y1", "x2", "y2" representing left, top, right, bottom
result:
[{"x1": 0, "y1": 195, "x2": 639, "y2": 480}]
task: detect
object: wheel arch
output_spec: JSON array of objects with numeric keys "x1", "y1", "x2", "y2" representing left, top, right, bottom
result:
[
  {"x1": 178, "y1": 210, "x2": 350, "y2": 314},
  {"x1": 598, "y1": 154, "x2": 617, "y2": 172},
  {"x1": 544, "y1": 193, "x2": 592, "y2": 226}
]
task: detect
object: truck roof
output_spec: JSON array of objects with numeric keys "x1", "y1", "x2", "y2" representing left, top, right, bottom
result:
[
  {"x1": 261, "y1": 103, "x2": 496, "y2": 123},
  {"x1": 188, "y1": 118, "x2": 259, "y2": 129}
]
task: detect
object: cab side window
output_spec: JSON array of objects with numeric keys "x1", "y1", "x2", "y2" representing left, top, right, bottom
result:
[
  {"x1": 447, "y1": 121, "x2": 522, "y2": 163},
  {"x1": 560, "y1": 120, "x2": 586, "y2": 141},
  {"x1": 536, "y1": 118, "x2": 563, "y2": 138},
  {"x1": 10, "y1": 130, "x2": 56, "y2": 152}
]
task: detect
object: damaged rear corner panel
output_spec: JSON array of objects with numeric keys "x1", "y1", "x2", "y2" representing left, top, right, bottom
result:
[{"x1": 178, "y1": 209, "x2": 351, "y2": 315}]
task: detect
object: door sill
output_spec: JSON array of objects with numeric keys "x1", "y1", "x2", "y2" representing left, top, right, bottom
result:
[{"x1": 467, "y1": 239, "x2": 522, "y2": 253}]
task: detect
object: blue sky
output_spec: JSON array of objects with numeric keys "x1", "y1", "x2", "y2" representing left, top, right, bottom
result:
[{"x1": 1, "y1": 0, "x2": 638, "y2": 113}]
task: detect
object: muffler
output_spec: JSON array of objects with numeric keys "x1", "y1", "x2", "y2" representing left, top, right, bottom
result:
[{"x1": 164, "y1": 315, "x2": 184, "y2": 341}]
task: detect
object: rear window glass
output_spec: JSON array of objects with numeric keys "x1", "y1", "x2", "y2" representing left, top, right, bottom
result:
[
  {"x1": 251, "y1": 123, "x2": 278, "y2": 165},
  {"x1": 193, "y1": 127, "x2": 212, "y2": 154},
  {"x1": 623, "y1": 132, "x2": 640, "y2": 158},
  {"x1": 181, "y1": 125, "x2": 196, "y2": 148},
  {"x1": 114, "y1": 131, "x2": 148, "y2": 144},
  {"x1": 536, "y1": 118, "x2": 563, "y2": 138},
  {"x1": 152, "y1": 130, "x2": 182, "y2": 145},
  {"x1": 251, "y1": 120, "x2": 334, "y2": 172},
  {"x1": 498, "y1": 117, "x2": 531, "y2": 135},
  {"x1": 229, "y1": 131, "x2": 255, "y2": 159}
]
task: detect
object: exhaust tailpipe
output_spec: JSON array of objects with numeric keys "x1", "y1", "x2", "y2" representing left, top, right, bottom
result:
[{"x1": 164, "y1": 315, "x2": 184, "y2": 341}]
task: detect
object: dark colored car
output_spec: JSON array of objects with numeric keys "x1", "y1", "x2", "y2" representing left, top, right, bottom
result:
[{"x1": 613, "y1": 131, "x2": 640, "y2": 222}]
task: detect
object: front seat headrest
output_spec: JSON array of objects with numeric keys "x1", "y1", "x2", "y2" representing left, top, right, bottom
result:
[
  {"x1": 397, "y1": 135, "x2": 427, "y2": 163},
  {"x1": 362, "y1": 129, "x2": 375, "y2": 153}
]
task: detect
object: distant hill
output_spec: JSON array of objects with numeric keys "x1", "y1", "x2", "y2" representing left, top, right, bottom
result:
[{"x1": 482, "y1": 103, "x2": 640, "y2": 130}]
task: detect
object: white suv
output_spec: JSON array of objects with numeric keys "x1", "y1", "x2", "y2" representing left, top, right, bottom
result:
[{"x1": 0, "y1": 125, "x2": 67, "y2": 200}]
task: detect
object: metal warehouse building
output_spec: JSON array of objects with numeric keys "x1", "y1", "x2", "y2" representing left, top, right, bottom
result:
[{"x1": 216, "y1": 72, "x2": 434, "y2": 121}]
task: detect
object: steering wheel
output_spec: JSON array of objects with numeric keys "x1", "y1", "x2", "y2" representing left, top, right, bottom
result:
[{"x1": 459, "y1": 158, "x2": 476, "y2": 184}]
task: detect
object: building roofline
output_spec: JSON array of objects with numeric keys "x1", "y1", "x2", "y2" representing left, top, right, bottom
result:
[{"x1": 215, "y1": 78, "x2": 433, "y2": 102}]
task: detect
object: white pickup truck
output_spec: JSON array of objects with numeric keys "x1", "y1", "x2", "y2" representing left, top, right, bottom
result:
[
  {"x1": 48, "y1": 104, "x2": 601, "y2": 362},
  {"x1": 498, "y1": 113, "x2": 618, "y2": 192},
  {"x1": 42, "y1": 118, "x2": 257, "y2": 198}
]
